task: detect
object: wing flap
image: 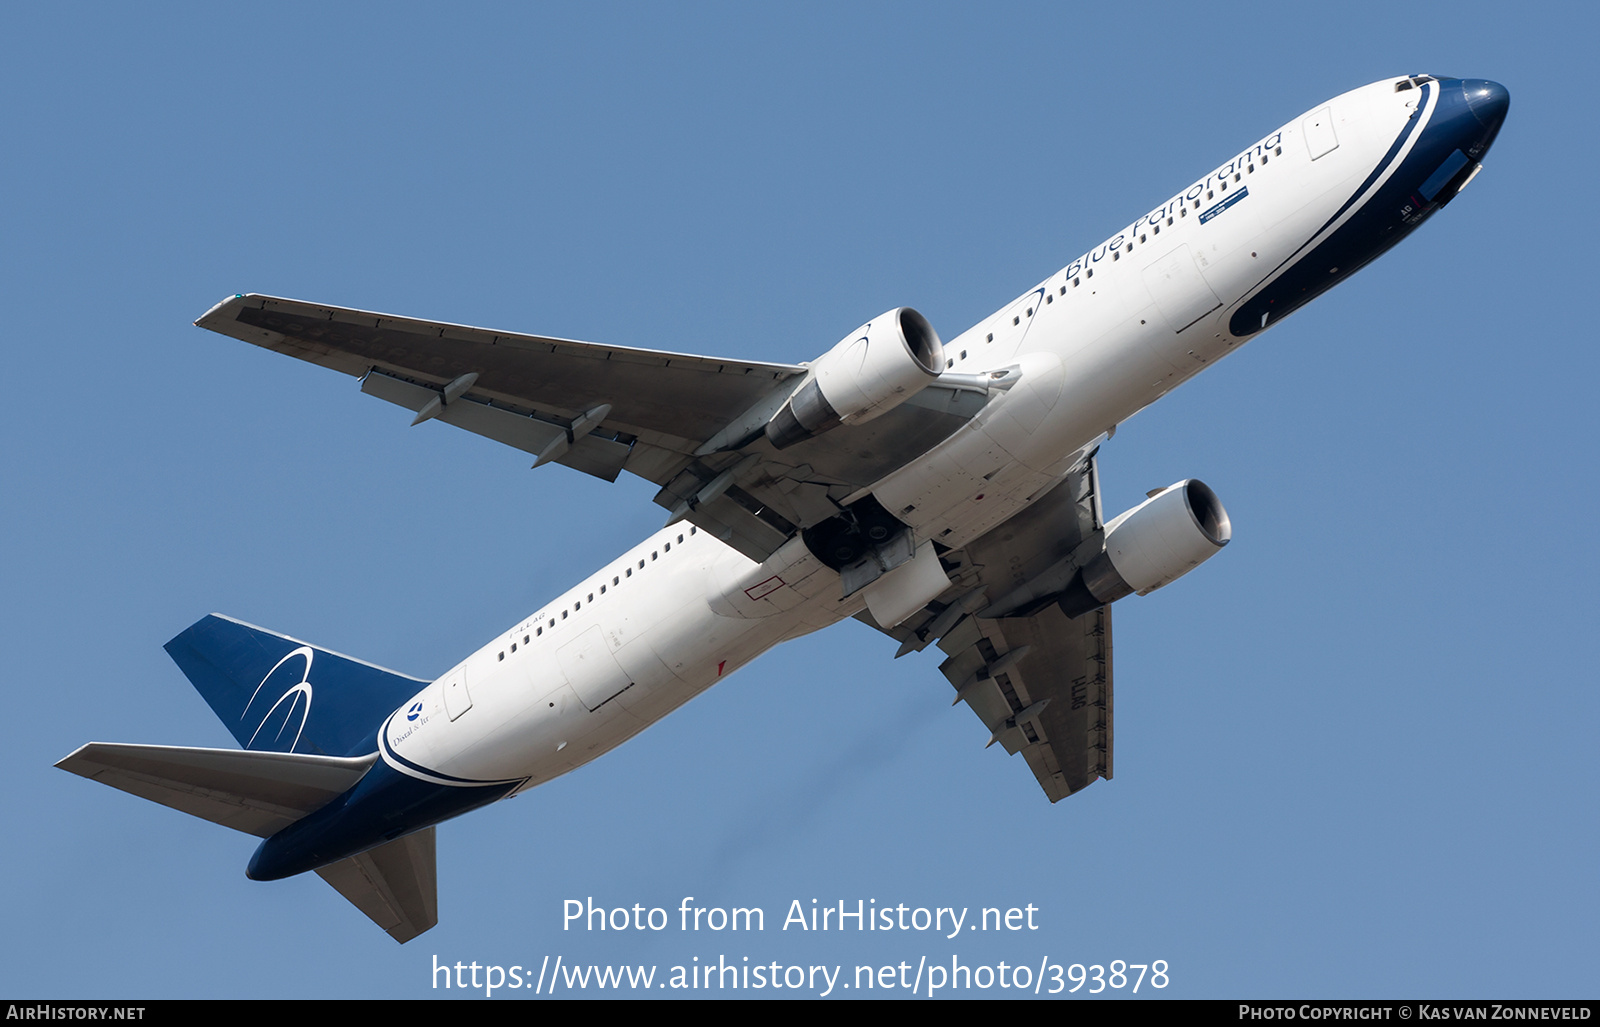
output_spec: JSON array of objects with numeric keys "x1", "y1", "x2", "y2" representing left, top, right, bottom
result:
[
  {"x1": 360, "y1": 369, "x2": 631, "y2": 482},
  {"x1": 55, "y1": 742, "x2": 377, "y2": 837}
]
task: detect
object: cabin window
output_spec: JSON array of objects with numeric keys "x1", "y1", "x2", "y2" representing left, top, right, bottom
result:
[
  {"x1": 651, "y1": 552, "x2": 658, "y2": 561},
  {"x1": 574, "y1": 601, "x2": 581, "y2": 611},
  {"x1": 946, "y1": 358, "x2": 953, "y2": 368},
  {"x1": 1012, "y1": 316, "x2": 1019, "y2": 325},
  {"x1": 986, "y1": 333, "x2": 993, "y2": 342},
  {"x1": 638, "y1": 560, "x2": 645, "y2": 568},
  {"x1": 549, "y1": 618, "x2": 555, "y2": 627},
  {"x1": 690, "y1": 526, "x2": 697, "y2": 535},
  {"x1": 587, "y1": 593, "x2": 594, "y2": 602},
  {"x1": 960, "y1": 349, "x2": 967, "y2": 359},
  {"x1": 536, "y1": 627, "x2": 542, "y2": 636},
  {"x1": 1045, "y1": 294, "x2": 1052, "y2": 304},
  {"x1": 1060, "y1": 285, "x2": 1067, "y2": 294},
  {"x1": 1139, "y1": 234, "x2": 1147, "y2": 243},
  {"x1": 1112, "y1": 251, "x2": 1120, "y2": 261},
  {"x1": 1086, "y1": 269, "x2": 1093, "y2": 278},
  {"x1": 510, "y1": 643, "x2": 516, "y2": 653},
  {"x1": 561, "y1": 611, "x2": 567, "y2": 619},
  {"x1": 498, "y1": 652, "x2": 504, "y2": 661},
  {"x1": 664, "y1": 543, "x2": 671, "y2": 552},
  {"x1": 677, "y1": 534, "x2": 684, "y2": 543},
  {"x1": 1234, "y1": 172, "x2": 1241, "y2": 182},
  {"x1": 626, "y1": 568, "x2": 632, "y2": 577},
  {"x1": 613, "y1": 576, "x2": 619, "y2": 585},
  {"x1": 1274, "y1": 145, "x2": 1282, "y2": 156}
]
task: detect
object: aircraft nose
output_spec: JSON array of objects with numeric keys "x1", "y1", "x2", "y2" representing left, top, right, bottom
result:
[{"x1": 1462, "y1": 79, "x2": 1510, "y2": 133}]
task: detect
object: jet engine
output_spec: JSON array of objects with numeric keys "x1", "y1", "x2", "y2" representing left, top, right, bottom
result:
[
  {"x1": 1059, "y1": 479, "x2": 1232, "y2": 618},
  {"x1": 766, "y1": 307, "x2": 945, "y2": 449}
]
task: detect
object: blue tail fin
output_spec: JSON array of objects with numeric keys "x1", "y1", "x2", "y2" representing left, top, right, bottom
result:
[{"x1": 165, "y1": 614, "x2": 428, "y2": 758}]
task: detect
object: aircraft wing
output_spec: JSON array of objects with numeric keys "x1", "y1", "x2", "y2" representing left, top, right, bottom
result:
[
  {"x1": 862, "y1": 455, "x2": 1114, "y2": 801},
  {"x1": 197, "y1": 294, "x2": 990, "y2": 562},
  {"x1": 196, "y1": 293, "x2": 805, "y2": 471},
  {"x1": 935, "y1": 602, "x2": 1113, "y2": 801}
]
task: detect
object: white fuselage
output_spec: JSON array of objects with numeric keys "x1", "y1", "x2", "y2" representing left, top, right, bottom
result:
[{"x1": 380, "y1": 77, "x2": 1442, "y2": 792}]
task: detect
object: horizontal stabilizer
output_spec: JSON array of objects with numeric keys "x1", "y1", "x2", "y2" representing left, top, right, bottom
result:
[
  {"x1": 56, "y1": 742, "x2": 376, "y2": 838},
  {"x1": 316, "y1": 828, "x2": 438, "y2": 944}
]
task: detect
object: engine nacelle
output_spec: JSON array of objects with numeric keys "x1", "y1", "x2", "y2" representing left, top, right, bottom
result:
[
  {"x1": 1060, "y1": 480, "x2": 1231, "y2": 617},
  {"x1": 766, "y1": 307, "x2": 944, "y2": 450}
]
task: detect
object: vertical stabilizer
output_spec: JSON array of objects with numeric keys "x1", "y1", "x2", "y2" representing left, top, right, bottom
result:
[{"x1": 165, "y1": 614, "x2": 427, "y2": 758}]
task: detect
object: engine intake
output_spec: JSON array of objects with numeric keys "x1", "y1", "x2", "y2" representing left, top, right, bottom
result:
[
  {"x1": 766, "y1": 307, "x2": 944, "y2": 450},
  {"x1": 1059, "y1": 480, "x2": 1231, "y2": 618}
]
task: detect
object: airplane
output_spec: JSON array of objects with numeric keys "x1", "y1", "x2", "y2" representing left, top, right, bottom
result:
[{"x1": 58, "y1": 74, "x2": 1509, "y2": 943}]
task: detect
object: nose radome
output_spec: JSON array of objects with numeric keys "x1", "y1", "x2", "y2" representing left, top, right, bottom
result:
[{"x1": 1462, "y1": 79, "x2": 1510, "y2": 132}]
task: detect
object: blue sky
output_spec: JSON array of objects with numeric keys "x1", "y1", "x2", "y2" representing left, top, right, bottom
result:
[{"x1": 3, "y1": 1, "x2": 1594, "y2": 1000}]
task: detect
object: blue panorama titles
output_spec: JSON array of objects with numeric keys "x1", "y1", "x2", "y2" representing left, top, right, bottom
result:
[
  {"x1": 1063, "y1": 130, "x2": 1284, "y2": 280},
  {"x1": 563, "y1": 897, "x2": 1041, "y2": 940}
]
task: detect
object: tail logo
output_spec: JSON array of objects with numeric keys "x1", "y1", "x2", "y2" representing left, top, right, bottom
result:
[
  {"x1": 406, "y1": 702, "x2": 424, "y2": 722},
  {"x1": 242, "y1": 645, "x2": 316, "y2": 752}
]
